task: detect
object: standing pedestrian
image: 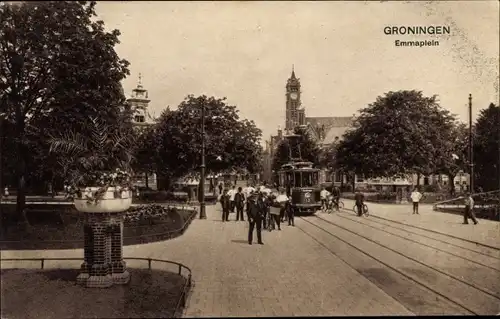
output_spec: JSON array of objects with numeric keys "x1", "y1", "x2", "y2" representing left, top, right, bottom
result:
[
  {"x1": 276, "y1": 188, "x2": 288, "y2": 223},
  {"x1": 286, "y1": 200, "x2": 295, "y2": 226},
  {"x1": 3, "y1": 186, "x2": 9, "y2": 198},
  {"x1": 257, "y1": 192, "x2": 268, "y2": 229},
  {"x1": 218, "y1": 182, "x2": 223, "y2": 196},
  {"x1": 219, "y1": 189, "x2": 231, "y2": 222},
  {"x1": 235, "y1": 187, "x2": 245, "y2": 221},
  {"x1": 463, "y1": 192, "x2": 478, "y2": 225},
  {"x1": 247, "y1": 191, "x2": 264, "y2": 245},
  {"x1": 410, "y1": 187, "x2": 423, "y2": 215},
  {"x1": 228, "y1": 185, "x2": 237, "y2": 213}
]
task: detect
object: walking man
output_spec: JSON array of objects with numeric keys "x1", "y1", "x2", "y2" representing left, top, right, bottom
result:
[
  {"x1": 410, "y1": 187, "x2": 423, "y2": 215},
  {"x1": 235, "y1": 187, "x2": 245, "y2": 221},
  {"x1": 463, "y1": 192, "x2": 478, "y2": 225},
  {"x1": 247, "y1": 192, "x2": 264, "y2": 245},
  {"x1": 354, "y1": 189, "x2": 365, "y2": 217}
]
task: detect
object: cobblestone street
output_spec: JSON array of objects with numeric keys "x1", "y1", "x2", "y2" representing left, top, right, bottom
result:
[{"x1": 2, "y1": 202, "x2": 499, "y2": 316}]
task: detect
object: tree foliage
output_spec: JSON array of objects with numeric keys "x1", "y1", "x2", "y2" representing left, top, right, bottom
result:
[
  {"x1": 154, "y1": 95, "x2": 263, "y2": 182},
  {"x1": 474, "y1": 103, "x2": 500, "y2": 192},
  {"x1": 434, "y1": 122, "x2": 469, "y2": 195},
  {"x1": 334, "y1": 90, "x2": 457, "y2": 179},
  {"x1": 271, "y1": 126, "x2": 320, "y2": 171},
  {"x1": 0, "y1": 1, "x2": 130, "y2": 217}
]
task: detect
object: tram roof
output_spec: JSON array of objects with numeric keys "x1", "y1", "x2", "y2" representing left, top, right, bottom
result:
[{"x1": 278, "y1": 161, "x2": 319, "y2": 171}]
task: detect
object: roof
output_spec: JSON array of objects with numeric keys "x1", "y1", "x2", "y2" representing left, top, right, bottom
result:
[
  {"x1": 305, "y1": 116, "x2": 354, "y2": 129},
  {"x1": 321, "y1": 126, "x2": 352, "y2": 145}
]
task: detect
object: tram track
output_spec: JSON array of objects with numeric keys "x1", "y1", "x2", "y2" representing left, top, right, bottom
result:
[
  {"x1": 295, "y1": 215, "x2": 500, "y2": 315},
  {"x1": 337, "y1": 209, "x2": 500, "y2": 260},
  {"x1": 341, "y1": 206, "x2": 500, "y2": 253},
  {"x1": 310, "y1": 214, "x2": 500, "y2": 299},
  {"x1": 333, "y1": 212, "x2": 500, "y2": 272}
]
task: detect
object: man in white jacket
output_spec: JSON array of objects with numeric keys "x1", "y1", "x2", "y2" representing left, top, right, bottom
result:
[{"x1": 410, "y1": 187, "x2": 423, "y2": 214}]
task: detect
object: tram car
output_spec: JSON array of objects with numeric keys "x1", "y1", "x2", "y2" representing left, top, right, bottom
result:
[{"x1": 277, "y1": 161, "x2": 322, "y2": 215}]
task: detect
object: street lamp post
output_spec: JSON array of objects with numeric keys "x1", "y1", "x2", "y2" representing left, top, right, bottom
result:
[
  {"x1": 199, "y1": 102, "x2": 207, "y2": 219},
  {"x1": 468, "y1": 94, "x2": 474, "y2": 194}
]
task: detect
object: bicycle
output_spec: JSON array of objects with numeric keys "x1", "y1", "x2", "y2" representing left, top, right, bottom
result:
[
  {"x1": 323, "y1": 198, "x2": 344, "y2": 213},
  {"x1": 266, "y1": 212, "x2": 274, "y2": 231},
  {"x1": 352, "y1": 203, "x2": 369, "y2": 216}
]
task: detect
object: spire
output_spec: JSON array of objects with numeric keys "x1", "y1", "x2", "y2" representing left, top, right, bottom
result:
[
  {"x1": 138, "y1": 73, "x2": 143, "y2": 89},
  {"x1": 291, "y1": 64, "x2": 296, "y2": 79}
]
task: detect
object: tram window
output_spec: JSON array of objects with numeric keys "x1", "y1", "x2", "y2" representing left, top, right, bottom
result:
[
  {"x1": 294, "y1": 172, "x2": 302, "y2": 187},
  {"x1": 302, "y1": 173, "x2": 312, "y2": 187}
]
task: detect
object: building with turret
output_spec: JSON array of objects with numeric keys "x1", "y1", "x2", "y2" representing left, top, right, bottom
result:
[
  {"x1": 262, "y1": 67, "x2": 468, "y2": 194},
  {"x1": 127, "y1": 73, "x2": 155, "y2": 127}
]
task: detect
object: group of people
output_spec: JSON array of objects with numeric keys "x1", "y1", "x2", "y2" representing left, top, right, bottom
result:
[{"x1": 218, "y1": 183, "x2": 295, "y2": 245}]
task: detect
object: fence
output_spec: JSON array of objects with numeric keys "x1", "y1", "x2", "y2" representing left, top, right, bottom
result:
[
  {"x1": 433, "y1": 190, "x2": 500, "y2": 220},
  {"x1": 1, "y1": 256, "x2": 194, "y2": 318}
]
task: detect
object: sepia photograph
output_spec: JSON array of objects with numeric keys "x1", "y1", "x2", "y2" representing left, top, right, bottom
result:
[{"x1": 1, "y1": 1, "x2": 499, "y2": 317}]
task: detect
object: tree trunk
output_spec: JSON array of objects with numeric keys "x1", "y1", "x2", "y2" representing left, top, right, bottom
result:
[
  {"x1": 351, "y1": 172, "x2": 356, "y2": 192},
  {"x1": 447, "y1": 173, "x2": 456, "y2": 197},
  {"x1": 145, "y1": 172, "x2": 149, "y2": 188},
  {"x1": 416, "y1": 173, "x2": 421, "y2": 186},
  {"x1": 15, "y1": 109, "x2": 29, "y2": 228},
  {"x1": 340, "y1": 171, "x2": 344, "y2": 191}
]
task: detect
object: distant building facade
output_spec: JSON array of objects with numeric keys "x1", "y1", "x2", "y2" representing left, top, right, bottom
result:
[{"x1": 262, "y1": 67, "x2": 470, "y2": 193}]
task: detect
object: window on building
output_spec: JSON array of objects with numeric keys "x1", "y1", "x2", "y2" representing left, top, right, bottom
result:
[
  {"x1": 135, "y1": 115, "x2": 145, "y2": 123},
  {"x1": 335, "y1": 171, "x2": 342, "y2": 183}
]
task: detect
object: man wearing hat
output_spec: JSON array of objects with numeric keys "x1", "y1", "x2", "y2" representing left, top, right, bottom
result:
[{"x1": 246, "y1": 191, "x2": 264, "y2": 245}]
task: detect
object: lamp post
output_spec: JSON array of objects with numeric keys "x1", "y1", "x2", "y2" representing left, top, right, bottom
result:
[
  {"x1": 199, "y1": 102, "x2": 207, "y2": 219},
  {"x1": 468, "y1": 93, "x2": 474, "y2": 194}
]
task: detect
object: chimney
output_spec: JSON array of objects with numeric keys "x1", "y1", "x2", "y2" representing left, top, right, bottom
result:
[{"x1": 278, "y1": 125, "x2": 283, "y2": 140}]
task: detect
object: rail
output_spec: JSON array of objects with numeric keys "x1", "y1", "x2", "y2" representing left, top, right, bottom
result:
[
  {"x1": 1, "y1": 256, "x2": 193, "y2": 317},
  {"x1": 433, "y1": 190, "x2": 500, "y2": 210}
]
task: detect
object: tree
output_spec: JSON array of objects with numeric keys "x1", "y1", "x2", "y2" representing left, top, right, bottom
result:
[
  {"x1": 474, "y1": 103, "x2": 500, "y2": 192},
  {"x1": 0, "y1": 1, "x2": 130, "y2": 221},
  {"x1": 154, "y1": 95, "x2": 262, "y2": 189},
  {"x1": 434, "y1": 122, "x2": 469, "y2": 195},
  {"x1": 131, "y1": 125, "x2": 159, "y2": 188},
  {"x1": 334, "y1": 90, "x2": 457, "y2": 181},
  {"x1": 271, "y1": 126, "x2": 320, "y2": 171}
]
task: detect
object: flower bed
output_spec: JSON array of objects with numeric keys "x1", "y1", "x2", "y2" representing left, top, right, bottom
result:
[
  {"x1": 135, "y1": 190, "x2": 218, "y2": 204},
  {"x1": 0, "y1": 204, "x2": 197, "y2": 250}
]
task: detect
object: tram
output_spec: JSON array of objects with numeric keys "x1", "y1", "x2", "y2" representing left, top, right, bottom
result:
[{"x1": 277, "y1": 161, "x2": 322, "y2": 215}]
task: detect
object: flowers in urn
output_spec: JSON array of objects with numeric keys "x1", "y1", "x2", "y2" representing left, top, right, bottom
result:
[{"x1": 49, "y1": 116, "x2": 136, "y2": 205}]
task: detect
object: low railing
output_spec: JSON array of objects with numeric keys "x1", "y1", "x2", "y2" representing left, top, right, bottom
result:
[
  {"x1": 433, "y1": 190, "x2": 500, "y2": 221},
  {"x1": 433, "y1": 190, "x2": 500, "y2": 209},
  {"x1": 1, "y1": 257, "x2": 194, "y2": 318},
  {"x1": 0, "y1": 207, "x2": 198, "y2": 249}
]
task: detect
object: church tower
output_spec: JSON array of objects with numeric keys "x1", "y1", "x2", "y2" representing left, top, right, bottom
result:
[
  {"x1": 127, "y1": 73, "x2": 152, "y2": 126},
  {"x1": 285, "y1": 65, "x2": 305, "y2": 131}
]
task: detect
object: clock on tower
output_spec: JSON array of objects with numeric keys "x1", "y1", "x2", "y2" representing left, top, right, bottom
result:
[{"x1": 285, "y1": 65, "x2": 302, "y2": 130}]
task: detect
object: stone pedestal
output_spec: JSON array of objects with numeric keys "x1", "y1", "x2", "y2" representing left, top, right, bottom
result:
[{"x1": 77, "y1": 213, "x2": 130, "y2": 288}]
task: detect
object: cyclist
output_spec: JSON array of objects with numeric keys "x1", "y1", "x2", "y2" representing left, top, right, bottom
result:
[
  {"x1": 331, "y1": 186, "x2": 341, "y2": 210},
  {"x1": 354, "y1": 188, "x2": 365, "y2": 217},
  {"x1": 320, "y1": 187, "x2": 330, "y2": 211}
]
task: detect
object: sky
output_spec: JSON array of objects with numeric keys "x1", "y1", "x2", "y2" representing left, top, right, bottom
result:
[{"x1": 95, "y1": 1, "x2": 499, "y2": 144}]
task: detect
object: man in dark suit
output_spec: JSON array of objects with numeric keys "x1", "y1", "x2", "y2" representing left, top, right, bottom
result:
[
  {"x1": 219, "y1": 189, "x2": 231, "y2": 222},
  {"x1": 246, "y1": 192, "x2": 264, "y2": 245},
  {"x1": 234, "y1": 187, "x2": 245, "y2": 221}
]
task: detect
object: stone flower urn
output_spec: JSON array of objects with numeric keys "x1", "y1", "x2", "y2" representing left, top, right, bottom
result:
[{"x1": 75, "y1": 186, "x2": 132, "y2": 288}]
